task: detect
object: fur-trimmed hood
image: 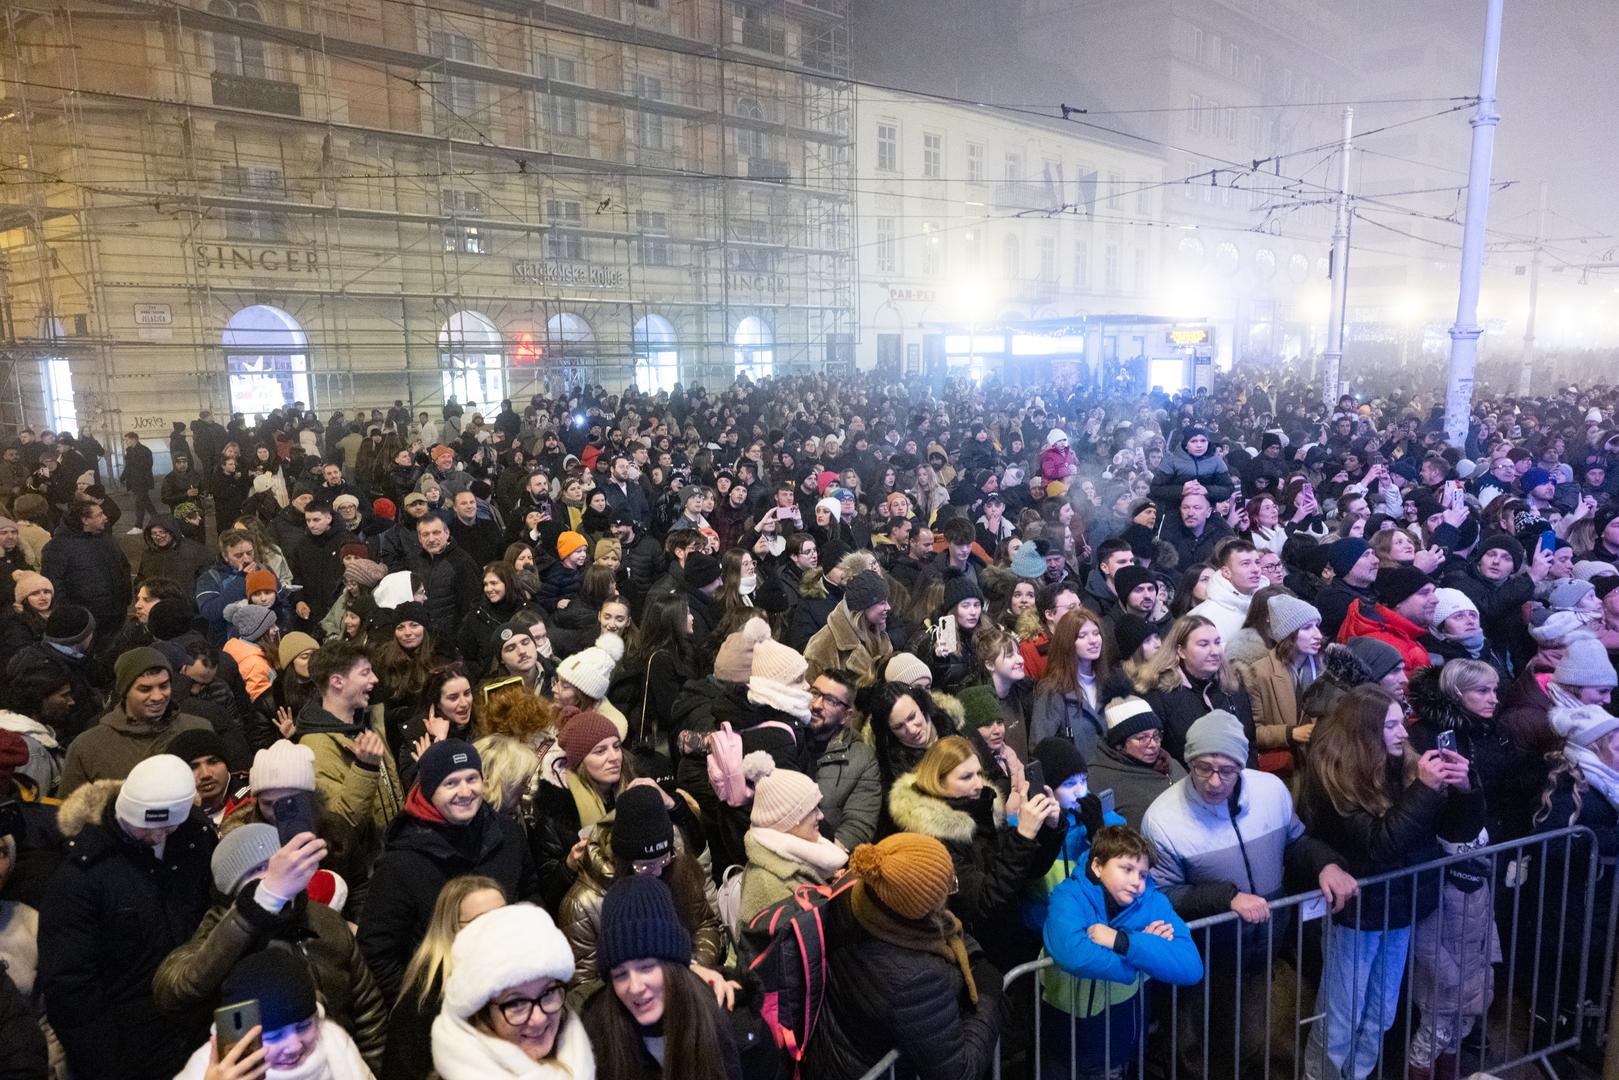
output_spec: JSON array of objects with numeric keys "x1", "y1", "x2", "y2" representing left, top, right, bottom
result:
[
  {"x1": 1322, "y1": 641, "x2": 1378, "y2": 687},
  {"x1": 887, "y1": 772, "x2": 1004, "y2": 845},
  {"x1": 58, "y1": 778, "x2": 121, "y2": 838}
]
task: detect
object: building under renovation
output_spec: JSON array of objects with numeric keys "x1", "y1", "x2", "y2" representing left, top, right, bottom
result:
[{"x1": 0, "y1": 0, "x2": 855, "y2": 440}]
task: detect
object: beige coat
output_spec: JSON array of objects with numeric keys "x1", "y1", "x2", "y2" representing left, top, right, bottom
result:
[
  {"x1": 804, "y1": 599, "x2": 893, "y2": 686},
  {"x1": 1238, "y1": 651, "x2": 1303, "y2": 751}
]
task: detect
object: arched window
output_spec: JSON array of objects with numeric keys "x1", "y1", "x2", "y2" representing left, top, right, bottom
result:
[
  {"x1": 224, "y1": 305, "x2": 308, "y2": 418},
  {"x1": 210, "y1": 0, "x2": 266, "y2": 80},
  {"x1": 633, "y1": 314, "x2": 679, "y2": 392},
  {"x1": 733, "y1": 95, "x2": 765, "y2": 160},
  {"x1": 439, "y1": 311, "x2": 503, "y2": 408},
  {"x1": 734, "y1": 316, "x2": 773, "y2": 379}
]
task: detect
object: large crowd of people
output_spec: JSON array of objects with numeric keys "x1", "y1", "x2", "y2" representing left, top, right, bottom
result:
[{"x1": 2, "y1": 365, "x2": 1618, "y2": 1080}]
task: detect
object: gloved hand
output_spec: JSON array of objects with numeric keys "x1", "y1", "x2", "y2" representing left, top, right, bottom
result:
[{"x1": 1076, "y1": 793, "x2": 1106, "y2": 838}]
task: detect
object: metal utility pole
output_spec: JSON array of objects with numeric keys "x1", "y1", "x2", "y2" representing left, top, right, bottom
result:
[
  {"x1": 1516, "y1": 180, "x2": 1548, "y2": 396},
  {"x1": 1321, "y1": 106, "x2": 1355, "y2": 408},
  {"x1": 1442, "y1": 0, "x2": 1505, "y2": 447}
]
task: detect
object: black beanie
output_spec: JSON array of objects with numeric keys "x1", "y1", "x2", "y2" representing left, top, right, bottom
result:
[
  {"x1": 417, "y1": 738, "x2": 482, "y2": 798},
  {"x1": 941, "y1": 568, "x2": 984, "y2": 612},
  {"x1": 1118, "y1": 523, "x2": 1157, "y2": 561},
  {"x1": 685, "y1": 551, "x2": 722, "y2": 590},
  {"x1": 148, "y1": 599, "x2": 196, "y2": 642},
  {"x1": 166, "y1": 727, "x2": 229, "y2": 767},
  {"x1": 1374, "y1": 565, "x2": 1430, "y2": 608},
  {"x1": 1113, "y1": 614, "x2": 1159, "y2": 661},
  {"x1": 1477, "y1": 533, "x2": 1525, "y2": 572},
  {"x1": 610, "y1": 784, "x2": 674, "y2": 863},
  {"x1": 221, "y1": 949, "x2": 317, "y2": 1032},
  {"x1": 43, "y1": 605, "x2": 95, "y2": 644},
  {"x1": 1032, "y1": 737, "x2": 1087, "y2": 789},
  {"x1": 1111, "y1": 565, "x2": 1156, "y2": 603}
]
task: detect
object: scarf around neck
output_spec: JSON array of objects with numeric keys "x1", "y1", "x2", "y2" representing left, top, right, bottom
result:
[{"x1": 850, "y1": 885, "x2": 978, "y2": 1002}]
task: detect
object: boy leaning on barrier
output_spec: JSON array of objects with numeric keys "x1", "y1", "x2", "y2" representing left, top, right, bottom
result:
[{"x1": 1042, "y1": 824, "x2": 1203, "y2": 1080}]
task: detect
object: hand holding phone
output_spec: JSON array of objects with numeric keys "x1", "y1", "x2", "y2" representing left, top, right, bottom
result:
[
  {"x1": 271, "y1": 792, "x2": 319, "y2": 846},
  {"x1": 1435, "y1": 730, "x2": 1457, "y2": 755},
  {"x1": 1024, "y1": 760, "x2": 1047, "y2": 797},
  {"x1": 214, "y1": 999, "x2": 262, "y2": 1061}
]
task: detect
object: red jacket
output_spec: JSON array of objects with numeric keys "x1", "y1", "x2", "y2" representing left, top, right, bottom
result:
[{"x1": 1336, "y1": 599, "x2": 1432, "y2": 679}]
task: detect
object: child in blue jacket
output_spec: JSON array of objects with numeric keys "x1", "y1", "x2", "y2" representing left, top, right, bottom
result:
[{"x1": 1043, "y1": 825, "x2": 1204, "y2": 1080}]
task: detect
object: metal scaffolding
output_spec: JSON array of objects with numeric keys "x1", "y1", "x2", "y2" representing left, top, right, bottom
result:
[{"x1": 0, "y1": 0, "x2": 855, "y2": 439}]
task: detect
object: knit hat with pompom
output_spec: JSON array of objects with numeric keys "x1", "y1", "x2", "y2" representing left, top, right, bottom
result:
[
  {"x1": 847, "y1": 832, "x2": 956, "y2": 919},
  {"x1": 715, "y1": 617, "x2": 772, "y2": 683}
]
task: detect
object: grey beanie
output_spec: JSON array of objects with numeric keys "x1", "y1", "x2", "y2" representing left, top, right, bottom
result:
[
  {"x1": 229, "y1": 604, "x2": 278, "y2": 644},
  {"x1": 1345, "y1": 637, "x2": 1403, "y2": 683},
  {"x1": 1183, "y1": 709, "x2": 1249, "y2": 766},
  {"x1": 1267, "y1": 595, "x2": 1322, "y2": 643},
  {"x1": 1553, "y1": 638, "x2": 1618, "y2": 690},
  {"x1": 1548, "y1": 579, "x2": 1596, "y2": 612},
  {"x1": 211, "y1": 822, "x2": 281, "y2": 896},
  {"x1": 843, "y1": 570, "x2": 890, "y2": 613}
]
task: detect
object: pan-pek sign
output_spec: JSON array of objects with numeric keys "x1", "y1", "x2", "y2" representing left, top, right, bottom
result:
[
  {"x1": 195, "y1": 245, "x2": 321, "y2": 273},
  {"x1": 514, "y1": 260, "x2": 626, "y2": 289}
]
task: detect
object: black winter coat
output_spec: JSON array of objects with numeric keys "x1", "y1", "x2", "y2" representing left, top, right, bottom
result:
[
  {"x1": 1406, "y1": 668, "x2": 1543, "y2": 843},
  {"x1": 0, "y1": 970, "x2": 45, "y2": 1080},
  {"x1": 40, "y1": 522, "x2": 131, "y2": 641},
  {"x1": 886, "y1": 776, "x2": 1061, "y2": 972},
  {"x1": 802, "y1": 889, "x2": 1010, "y2": 1080},
  {"x1": 286, "y1": 527, "x2": 353, "y2": 623},
  {"x1": 1144, "y1": 671, "x2": 1258, "y2": 768},
  {"x1": 38, "y1": 783, "x2": 215, "y2": 1080},
  {"x1": 457, "y1": 595, "x2": 518, "y2": 676},
  {"x1": 403, "y1": 541, "x2": 482, "y2": 650},
  {"x1": 358, "y1": 802, "x2": 537, "y2": 1001},
  {"x1": 1297, "y1": 758, "x2": 1484, "y2": 930},
  {"x1": 120, "y1": 442, "x2": 154, "y2": 490}
]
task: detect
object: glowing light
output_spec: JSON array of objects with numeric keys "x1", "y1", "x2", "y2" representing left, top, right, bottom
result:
[{"x1": 949, "y1": 275, "x2": 997, "y2": 322}]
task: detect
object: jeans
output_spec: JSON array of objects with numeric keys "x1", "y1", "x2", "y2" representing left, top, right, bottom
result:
[{"x1": 1304, "y1": 921, "x2": 1411, "y2": 1080}]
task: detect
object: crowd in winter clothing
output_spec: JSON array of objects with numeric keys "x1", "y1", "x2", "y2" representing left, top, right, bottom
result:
[{"x1": 3, "y1": 367, "x2": 1619, "y2": 1080}]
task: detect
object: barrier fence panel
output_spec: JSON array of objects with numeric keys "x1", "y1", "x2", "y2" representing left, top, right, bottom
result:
[{"x1": 977, "y1": 826, "x2": 1613, "y2": 1080}]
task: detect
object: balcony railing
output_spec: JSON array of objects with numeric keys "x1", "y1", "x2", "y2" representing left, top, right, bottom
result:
[{"x1": 211, "y1": 72, "x2": 301, "y2": 116}]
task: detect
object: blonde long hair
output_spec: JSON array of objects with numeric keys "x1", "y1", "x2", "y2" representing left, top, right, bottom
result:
[
  {"x1": 1132, "y1": 614, "x2": 1240, "y2": 695},
  {"x1": 398, "y1": 875, "x2": 507, "y2": 1009}
]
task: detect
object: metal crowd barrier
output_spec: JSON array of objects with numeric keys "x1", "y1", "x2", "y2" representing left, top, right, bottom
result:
[{"x1": 979, "y1": 826, "x2": 1616, "y2": 1080}]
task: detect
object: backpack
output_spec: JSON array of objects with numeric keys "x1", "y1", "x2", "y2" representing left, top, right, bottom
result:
[
  {"x1": 716, "y1": 863, "x2": 747, "y2": 945},
  {"x1": 744, "y1": 877, "x2": 860, "y2": 1067},
  {"x1": 705, "y1": 721, "x2": 800, "y2": 807}
]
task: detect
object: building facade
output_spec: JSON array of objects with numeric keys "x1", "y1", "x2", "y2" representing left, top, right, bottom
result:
[
  {"x1": 0, "y1": 0, "x2": 855, "y2": 442},
  {"x1": 1017, "y1": 0, "x2": 1359, "y2": 365},
  {"x1": 853, "y1": 89, "x2": 1167, "y2": 381}
]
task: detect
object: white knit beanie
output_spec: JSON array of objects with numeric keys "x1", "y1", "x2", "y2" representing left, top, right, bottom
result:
[
  {"x1": 1430, "y1": 588, "x2": 1479, "y2": 628},
  {"x1": 556, "y1": 633, "x2": 624, "y2": 701},
  {"x1": 1551, "y1": 703, "x2": 1619, "y2": 748},
  {"x1": 752, "y1": 638, "x2": 808, "y2": 686},
  {"x1": 115, "y1": 754, "x2": 196, "y2": 830},
  {"x1": 815, "y1": 496, "x2": 842, "y2": 522},
  {"x1": 441, "y1": 903, "x2": 575, "y2": 1020},
  {"x1": 884, "y1": 652, "x2": 932, "y2": 687},
  {"x1": 250, "y1": 739, "x2": 316, "y2": 793}
]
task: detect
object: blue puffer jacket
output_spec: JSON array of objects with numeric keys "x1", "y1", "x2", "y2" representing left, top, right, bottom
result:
[
  {"x1": 1149, "y1": 447, "x2": 1233, "y2": 507},
  {"x1": 1044, "y1": 864, "x2": 1203, "y2": 1014}
]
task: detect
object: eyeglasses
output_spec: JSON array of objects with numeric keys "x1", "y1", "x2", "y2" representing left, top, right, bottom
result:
[
  {"x1": 1189, "y1": 763, "x2": 1242, "y2": 782},
  {"x1": 809, "y1": 687, "x2": 850, "y2": 710},
  {"x1": 1127, "y1": 730, "x2": 1163, "y2": 744},
  {"x1": 494, "y1": 983, "x2": 565, "y2": 1025}
]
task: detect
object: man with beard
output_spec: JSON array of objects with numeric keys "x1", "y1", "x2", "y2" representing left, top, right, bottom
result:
[{"x1": 805, "y1": 668, "x2": 881, "y2": 849}]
